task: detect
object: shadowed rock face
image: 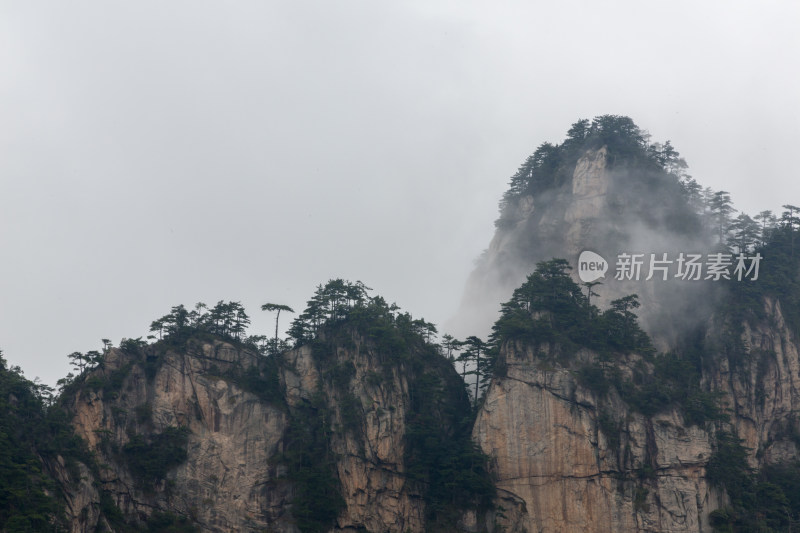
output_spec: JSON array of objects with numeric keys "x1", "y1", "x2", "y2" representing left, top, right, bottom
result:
[
  {"x1": 53, "y1": 297, "x2": 800, "y2": 533},
  {"x1": 709, "y1": 297, "x2": 800, "y2": 464},
  {"x1": 447, "y1": 138, "x2": 800, "y2": 532},
  {"x1": 51, "y1": 290, "x2": 800, "y2": 532},
  {"x1": 281, "y1": 341, "x2": 428, "y2": 532}
]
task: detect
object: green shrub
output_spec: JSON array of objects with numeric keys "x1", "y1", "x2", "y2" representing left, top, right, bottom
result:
[
  {"x1": 279, "y1": 391, "x2": 345, "y2": 533},
  {"x1": 404, "y1": 371, "x2": 495, "y2": 526},
  {"x1": 145, "y1": 511, "x2": 198, "y2": 532},
  {"x1": 103, "y1": 363, "x2": 133, "y2": 396},
  {"x1": 134, "y1": 403, "x2": 152, "y2": 424},
  {"x1": 597, "y1": 411, "x2": 621, "y2": 452},
  {"x1": 633, "y1": 487, "x2": 649, "y2": 513},
  {"x1": 0, "y1": 356, "x2": 79, "y2": 531},
  {"x1": 86, "y1": 376, "x2": 105, "y2": 391},
  {"x1": 123, "y1": 426, "x2": 190, "y2": 489},
  {"x1": 224, "y1": 359, "x2": 283, "y2": 405}
]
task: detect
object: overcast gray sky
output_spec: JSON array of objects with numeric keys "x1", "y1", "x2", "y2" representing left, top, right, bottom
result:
[{"x1": 2, "y1": 1, "x2": 799, "y2": 385}]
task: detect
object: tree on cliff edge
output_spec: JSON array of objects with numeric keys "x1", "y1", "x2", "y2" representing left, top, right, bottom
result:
[{"x1": 261, "y1": 303, "x2": 294, "y2": 354}]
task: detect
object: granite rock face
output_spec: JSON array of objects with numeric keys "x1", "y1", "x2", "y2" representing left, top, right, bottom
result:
[
  {"x1": 58, "y1": 331, "x2": 471, "y2": 532},
  {"x1": 471, "y1": 296, "x2": 800, "y2": 532},
  {"x1": 58, "y1": 309, "x2": 800, "y2": 533},
  {"x1": 473, "y1": 342, "x2": 720, "y2": 533},
  {"x1": 51, "y1": 143, "x2": 800, "y2": 532},
  {"x1": 449, "y1": 144, "x2": 714, "y2": 346},
  {"x1": 708, "y1": 297, "x2": 800, "y2": 465},
  {"x1": 281, "y1": 340, "x2": 428, "y2": 532},
  {"x1": 64, "y1": 341, "x2": 293, "y2": 532}
]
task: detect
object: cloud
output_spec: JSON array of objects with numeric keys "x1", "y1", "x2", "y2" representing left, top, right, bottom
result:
[{"x1": 1, "y1": 2, "x2": 799, "y2": 384}]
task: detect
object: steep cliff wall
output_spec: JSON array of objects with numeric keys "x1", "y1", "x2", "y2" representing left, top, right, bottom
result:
[
  {"x1": 59, "y1": 325, "x2": 483, "y2": 532},
  {"x1": 50, "y1": 117, "x2": 798, "y2": 533},
  {"x1": 707, "y1": 296, "x2": 800, "y2": 465},
  {"x1": 454, "y1": 118, "x2": 800, "y2": 532},
  {"x1": 64, "y1": 340, "x2": 293, "y2": 532},
  {"x1": 279, "y1": 327, "x2": 490, "y2": 531},
  {"x1": 449, "y1": 139, "x2": 713, "y2": 349},
  {"x1": 474, "y1": 342, "x2": 722, "y2": 533},
  {"x1": 471, "y1": 295, "x2": 800, "y2": 533},
  {"x1": 281, "y1": 337, "x2": 428, "y2": 532},
  {"x1": 450, "y1": 149, "x2": 603, "y2": 338}
]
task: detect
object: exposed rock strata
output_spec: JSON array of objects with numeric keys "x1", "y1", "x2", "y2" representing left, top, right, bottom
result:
[
  {"x1": 474, "y1": 342, "x2": 721, "y2": 532},
  {"x1": 58, "y1": 332, "x2": 469, "y2": 532}
]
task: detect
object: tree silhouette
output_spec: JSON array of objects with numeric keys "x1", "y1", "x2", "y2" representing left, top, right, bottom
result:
[
  {"x1": 261, "y1": 303, "x2": 295, "y2": 353},
  {"x1": 754, "y1": 210, "x2": 776, "y2": 246},
  {"x1": 67, "y1": 351, "x2": 85, "y2": 374},
  {"x1": 728, "y1": 213, "x2": 759, "y2": 253},
  {"x1": 710, "y1": 191, "x2": 735, "y2": 243},
  {"x1": 441, "y1": 334, "x2": 461, "y2": 362},
  {"x1": 782, "y1": 204, "x2": 800, "y2": 258},
  {"x1": 680, "y1": 176, "x2": 705, "y2": 215},
  {"x1": 458, "y1": 336, "x2": 492, "y2": 406},
  {"x1": 412, "y1": 318, "x2": 437, "y2": 343},
  {"x1": 582, "y1": 280, "x2": 603, "y2": 311}
]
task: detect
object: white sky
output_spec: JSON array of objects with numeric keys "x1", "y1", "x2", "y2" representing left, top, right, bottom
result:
[{"x1": 2, "y1": 1, "x2": 799, "y2": 385}]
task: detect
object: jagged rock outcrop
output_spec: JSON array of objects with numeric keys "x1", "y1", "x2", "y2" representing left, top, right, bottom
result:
[
  {"x1": 45, "y1": 456, "x2": 106, "y2": 533},
  {"x1": 46, "y1": 117, "x2": 800, "y2": 533},
  {"x1": 280, "y1": 328, "x2": 485, "y2": 531},
  {"x1": 452, "y1": 118, "x2": 800, "y2": 530}
]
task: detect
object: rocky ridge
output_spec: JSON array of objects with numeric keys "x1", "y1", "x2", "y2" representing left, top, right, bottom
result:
[
  {"x1": 45, "y1": 122, "x2": 800, "y2": 533},
  {"x1": 56, "y1": 325, "x2": 481, "y2": 532}
]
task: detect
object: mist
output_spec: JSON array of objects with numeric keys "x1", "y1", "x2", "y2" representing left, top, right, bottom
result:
[
  {"x1": 446, "y1": 121, "x2": 751, "y2": 351},
  {"x1": 2, "y1": 2, "x2": 800, "y2": 386}
]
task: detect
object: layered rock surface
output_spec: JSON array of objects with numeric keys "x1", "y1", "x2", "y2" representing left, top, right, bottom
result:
[
  {"x1": 473, "y1": 343, "x2": 721, "y2": 532},
  {"x1": 471, "y1": 296, "x2": 800, "y2": 532},
  {"x1": 57, "y1": 330, "x2": 472, "y2": 532},
  {"x1": 53, "y1": 299, "x2": 800, "y2": 533},
  {"x1": 50, "y1": 137, "x2": 800, "y2": 532},
  {"x1": 281, "y1": 338, "x2": 428, "y2": 532},
  {"x1": 63, "y1": 341, "x2": 293, "y2": 532}
]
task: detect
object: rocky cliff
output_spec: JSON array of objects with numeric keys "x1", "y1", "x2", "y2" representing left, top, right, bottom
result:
[
  {"x1": 61, "y1": 340, "x2": 292, "y2": 532},
  {"x1": 461, "y1": 117, "x2": 800, "y2": 532},
  {"x1": 469, "y1": 293, "x2": 800, "y2": 532},
  {"x1": 709, "y1": 296, "x2": 800, "y2": 465},
  {"x1": 55, "y1": 320, "x2": 486, "y2": 532},
  {"x1": 20, "y1": 116, "x2": 800, "y2": 533},
  {"x1": 474, "y1": 344, "x2": 719, "y2": 532},
  {"x1": 449, "y1": 128, "x2": 711, "y2": 347}
]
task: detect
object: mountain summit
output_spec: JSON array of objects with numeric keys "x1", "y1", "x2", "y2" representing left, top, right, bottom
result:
[{"x1": 2, "y1": 116, "x2": 800, "y2": 532}]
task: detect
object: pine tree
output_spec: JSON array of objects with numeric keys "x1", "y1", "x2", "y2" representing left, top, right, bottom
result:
[
  {"x1": 782, "y1": 204, "x2": 800, "y2": 258},
  {"x1": 261, "y1": 303, "x2": 295, "y2": 354}
]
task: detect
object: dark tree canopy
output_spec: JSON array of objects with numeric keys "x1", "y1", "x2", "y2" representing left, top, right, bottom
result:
[{"x1": 497, "y1": 115, "x2": 689, "y2": 226}]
